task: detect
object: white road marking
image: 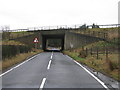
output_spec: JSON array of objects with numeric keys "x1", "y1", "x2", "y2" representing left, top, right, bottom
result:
[
  {"x1": 50, "y1": 55, "x2": 52, "y2": 59},
  {"x1": 0, "y1": 54, "x2": 38, "y2": 77},
  {"x1": 39, "y1": 78, "x2": 46, "y2": 90},
  {"x1": 65, "y1": 55, "x2": 73, "y2": 60},
  {"x1": 47, "y1": 60, "x2": 52, "y2": 70},
  {"x1": 50, "y1": 52, "x2": 53, "y2": 59},
  {"x1": 74, "y1": 60, "x2": 109, "y2": 90}
]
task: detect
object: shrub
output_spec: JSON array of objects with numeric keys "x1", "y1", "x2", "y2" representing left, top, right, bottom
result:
[{"x1": 79, "y1": 50, "x2": 87, "y2": 58}]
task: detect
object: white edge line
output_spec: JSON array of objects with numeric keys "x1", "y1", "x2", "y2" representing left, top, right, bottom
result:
[
  {"x1": 0, "y1": 54, "x2": 38, "y2": 77},
  {"x1": 47, "y1": 60, "x2": 52, "y2": 70},
  {"x1": 39, "y1": 78, "x2": 46, "y2": 89},
  {"x1": 65, "y1": 55, "x2": 73, "y2": 60},
  {"x1": 74, "y1": 60, "x2": 109, "y2": 90}
]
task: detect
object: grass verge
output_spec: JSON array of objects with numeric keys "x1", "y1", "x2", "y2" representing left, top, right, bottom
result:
[
  {"x1": 63, "y1": 50, "x2": 120, "y2": 81},
  {"x1": 1, "y1": 49, "x2": 43, "y2": 71}
]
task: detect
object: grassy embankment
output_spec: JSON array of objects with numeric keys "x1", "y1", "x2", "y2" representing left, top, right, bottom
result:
[
  {"x1": 2, "y1": 31, "x2": 34, "y2": 40},
  {"x1": 64, "y1": 28, "x2": 120, "y2": 81},
  {"x1": 72, "y1": 27, "x2": 119, "y2": 41},
  {"x1": 1, "y1": 31, "x2": 42, "y2": 70}
]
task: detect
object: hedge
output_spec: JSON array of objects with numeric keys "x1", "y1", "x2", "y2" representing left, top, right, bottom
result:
[{"x1": 2, "y1": 45, "x2": 32, "y2": 60}]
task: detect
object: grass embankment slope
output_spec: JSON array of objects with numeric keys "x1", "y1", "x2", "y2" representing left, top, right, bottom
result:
[
  {"x1": 64, "y1": 28, "x2": 120, "y2": 81},
  {"x1": 73, "y1": 27, "x2": 119, "y2": 40},
  {"x1": 3, "y1": 31, "x2": 38, "y2": 47},
  {"x1": 1, "y1": 31, "x2": 42, "y2": 70}
]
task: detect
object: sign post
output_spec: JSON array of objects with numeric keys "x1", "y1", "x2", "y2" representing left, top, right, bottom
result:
[{"x1": 33, "y1": 38, "x2": 39, "y2": 49}]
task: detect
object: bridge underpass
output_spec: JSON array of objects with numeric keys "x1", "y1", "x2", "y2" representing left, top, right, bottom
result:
[
  {"x1": 39, "y1": 30, "x2": 103, "y2": 51},
  {"x1": 42, "y1": 34, "x2": 65, "y2": 51}
]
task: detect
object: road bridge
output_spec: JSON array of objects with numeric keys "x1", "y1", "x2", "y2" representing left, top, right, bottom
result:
[
  {"x1": 38, "y1": 30, "x2": 103, "y2": 51},
  {"x1": 8, "y1": 24, "x2": 119, "y2": 51}
]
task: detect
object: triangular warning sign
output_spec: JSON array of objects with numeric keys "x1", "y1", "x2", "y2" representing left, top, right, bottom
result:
[{"x1": 34, "y1": 38, "x2": 39, "y2": 43}]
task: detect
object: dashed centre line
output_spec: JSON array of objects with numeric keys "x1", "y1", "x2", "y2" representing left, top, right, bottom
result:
[
  {"x1": 39, "y1": 78, "x2": 46, "y2": 90},
  {"x1": 40, "y1": 52, "x2": 53, "y2": 90},
  {"x1": 47, "y1": 52, "x2": 53, "y2": 70},
  {"x1": 50, "y1": 51, "x2": 53, "y2": 59},
  {"x1": 47, "y1": 60, "x2": 52, "y2": 70}
]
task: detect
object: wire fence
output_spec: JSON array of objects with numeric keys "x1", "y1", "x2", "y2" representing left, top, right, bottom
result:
[{"x1": 80, "y1": 46, "x2": 119, "y2": 60}]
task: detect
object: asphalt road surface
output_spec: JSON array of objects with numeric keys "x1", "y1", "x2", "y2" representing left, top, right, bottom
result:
[{"x1": 1, "y1": 52, "x2": 107, "y2": 90}]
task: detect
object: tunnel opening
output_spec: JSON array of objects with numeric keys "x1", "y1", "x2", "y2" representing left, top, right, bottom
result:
[{"x1": 42, "y1": 34, "x2": 64, "y2": 52}]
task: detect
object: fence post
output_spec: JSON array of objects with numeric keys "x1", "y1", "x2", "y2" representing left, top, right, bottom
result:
[
  {"x1": 106, "y1": 33, "x2": 108, "y2": 41},
  {"x1": 98, "y1": 32, "x2": 100, "y2": 37},
  {"x1": 82, "y1": 46, "x2": 84, "y2": 51},
  {"x1": 96, "y1": 47, "x2": 99, "y2": 59},
  {"x1": 86, "y1": 48, "x2": 88, "y2": 56},
  {"x1": 90, "y1": 48, "x2": 92, "y2": 55},
  {"x1": 106, "y1": 47, "x2": 108, "y2": 60},
  {"x1": 88, "y1": 30, "x2": 90, "y2": 36},
  {"x1": 113, "y1": 38, "x2": 115, "y2": 43},
  {"x1": 103, "y1": 33, "x2": 106, "y2": 39}
]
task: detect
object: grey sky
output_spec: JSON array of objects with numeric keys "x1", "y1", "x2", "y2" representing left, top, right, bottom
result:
[
  {"x1": 118, "y1": 1, "x2": 120, "y2": 24},
  {"x1": 0, "y1": 0, "x2": 119, "y2": 29}
]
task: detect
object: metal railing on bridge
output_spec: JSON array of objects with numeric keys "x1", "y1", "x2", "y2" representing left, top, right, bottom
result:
[{"x1": 1, "y1": 24, "x2": 120, "y2": 32}]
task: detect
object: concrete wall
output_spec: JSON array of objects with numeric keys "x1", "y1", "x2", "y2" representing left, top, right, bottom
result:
[
  {"x1": 40, "y1": 31, "x2": 104, "y2": 50},
  {"x1": 64, "y1": 32, "x2": 103, "y2": 50},
  {"x1": 12, "y1": 32, "x2": 42, "y2": 49}
]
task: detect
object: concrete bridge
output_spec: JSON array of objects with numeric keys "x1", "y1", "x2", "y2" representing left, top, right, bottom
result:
[
  {"x1": 38, "y1": 30, "x2": 103, "y2": 51},
  {"x1": 10, "y1": 24, "x2": 119, "y2": 51}
]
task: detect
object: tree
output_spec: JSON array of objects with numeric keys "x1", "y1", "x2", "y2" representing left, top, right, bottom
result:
[
  {"x1": 80, "y1": 24, "x2": 88, "y2": 29},
  {"x1": 2, "y1": 26, "x2": 11, "y2": 40},
  {"x1": 92, "y1": 23, "x2": 99, "y2": 28}
]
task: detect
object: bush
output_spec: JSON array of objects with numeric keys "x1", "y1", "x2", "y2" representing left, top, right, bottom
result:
[{"x1": 79, "y1": 50, "x2": 87, "y2": 58}]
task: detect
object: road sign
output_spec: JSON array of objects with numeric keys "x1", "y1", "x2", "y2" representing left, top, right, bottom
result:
[{"x1": 34, "y1": 38, "x2": 39, "y2": 43}]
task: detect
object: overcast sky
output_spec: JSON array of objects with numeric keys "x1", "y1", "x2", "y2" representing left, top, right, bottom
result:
[{"x1": 0, "y1": 0, "x2": 119, "y2": 29}]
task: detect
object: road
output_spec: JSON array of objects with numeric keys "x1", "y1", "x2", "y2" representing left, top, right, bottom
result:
[{"x1": 1, "y1": 52, "x2": 107, "y2": 90}]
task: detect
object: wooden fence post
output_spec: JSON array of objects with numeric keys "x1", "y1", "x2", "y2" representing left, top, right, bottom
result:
[
  {"x1": 113, "y1": 38, "x2": 115, "y2": 43},
  {"x1": 106, "y1": 47, "x2": 108, "y2": 60},
  {"x1": 82, "y1": 46, "x2": 84, "y2": 51},
  {"x1": 86, "y1": 48, "x2": 88, "y2": 56},
  {"x1": 98, "y1": 32, "x2": 100, "y2": 37},
  {"x1": 103, "y1": 33, "x2": 106, "y2": 39},
  {"x1": 96, "y1": 47, "x2": 99, "y2": 59},
  {"x1": 90, "y1": 48, "x2": 92, "y2": 55},
  {"x1": 106, "y1": 33, "x2": 108, "y2": 41},
  {"x1": 88, "y1": 30, "x2": 90, "y2": 35}
]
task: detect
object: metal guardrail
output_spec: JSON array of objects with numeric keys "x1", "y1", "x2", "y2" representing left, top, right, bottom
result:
[{"x1": 1, "y1": 24, "x2": 120, "y2": 32}]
